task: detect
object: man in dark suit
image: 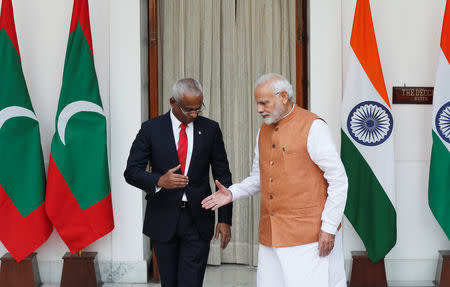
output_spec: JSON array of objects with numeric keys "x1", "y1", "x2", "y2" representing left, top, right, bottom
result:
[{"x1": 124, "y1": 78, "x2": 233, "y2": 287}]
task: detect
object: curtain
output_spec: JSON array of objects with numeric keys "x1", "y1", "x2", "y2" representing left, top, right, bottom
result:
[{"x1": 158, "y1": 0, "x2": 296, "y2": 266}]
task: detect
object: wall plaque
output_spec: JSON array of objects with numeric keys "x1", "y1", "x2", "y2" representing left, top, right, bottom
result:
[{"x1": 392, "y1": 86, "x2": 433, "y2": 104}]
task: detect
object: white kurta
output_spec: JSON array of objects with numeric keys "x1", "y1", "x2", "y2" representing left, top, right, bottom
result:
[{"x1": 229, "y1": 118, "x2": 348, "y2": 287}]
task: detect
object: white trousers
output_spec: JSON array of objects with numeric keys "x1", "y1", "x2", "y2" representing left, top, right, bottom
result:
[{"x1": 257, "y1": 229, "x2": 346, "y2": 287}]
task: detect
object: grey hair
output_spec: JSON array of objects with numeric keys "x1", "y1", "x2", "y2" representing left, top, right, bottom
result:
[
  {"x1": 172, "y1": 78, "x2": 203, "y2": 101},
  {"x1": 254, "y1": 73, "x2": 294, "y2": 101}
]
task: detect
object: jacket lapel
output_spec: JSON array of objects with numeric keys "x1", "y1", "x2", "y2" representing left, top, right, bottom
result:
[
  {"x1": 187, "y1": 119, "x2": 203, "y2": 177},
  {"x1": 162, "y1": 111, "x2": 181, "y2": 171}
]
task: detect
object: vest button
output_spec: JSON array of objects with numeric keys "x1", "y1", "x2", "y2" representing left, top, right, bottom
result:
[
  {"x1": 269, "y1": 178, "x2": 273, "y2": 182},
  {"x1": 270, "y1": 212, "x2": 274, "y2": 216},
  {"x1": 275, "y1": 127, "x2": 279, "y2": 131},
  {"x1": 269, "y1": 195, "x2": 273, "y2": 199},
  {"x1": 272, "y1": 144, "x2": 275, "y2": 148}
]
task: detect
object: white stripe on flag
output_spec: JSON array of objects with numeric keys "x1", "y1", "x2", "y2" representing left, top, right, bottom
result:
[
  {"x1": 342, "y1": 49, "x2": 396, "y2": 207},
  {"x1": 433, "y1": 50, "x2": 450, "y2": 152}
]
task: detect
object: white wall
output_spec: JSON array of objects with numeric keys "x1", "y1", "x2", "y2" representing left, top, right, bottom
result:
[
  {"x1": 0, "y1": 0, "x2": 148, "y2": 283},
  {"x1": 311, "y1": 0, "x2": 450, "y2": 285},
  {"x1": 110, "y1": 0, "x2": 150, "y2": 282}
]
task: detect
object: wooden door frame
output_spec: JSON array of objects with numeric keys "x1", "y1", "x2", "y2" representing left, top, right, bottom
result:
[
  {"x1": 296, "y1": 0, "x2": 308, "y2": 109},
  {"x1": 147, "y1": 1, "x2": 161, "y2": 282},
  {"x1": 148, "y1": 0, "x2": 159, "y2": 119}
]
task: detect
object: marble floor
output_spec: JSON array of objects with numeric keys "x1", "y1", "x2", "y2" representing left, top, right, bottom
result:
[
  {"x1": 40, "y1": 264, "x2": 433, "y2": 287},
  {"x1": 42, "y1": 264, "x2": 257, "y2": 287}
]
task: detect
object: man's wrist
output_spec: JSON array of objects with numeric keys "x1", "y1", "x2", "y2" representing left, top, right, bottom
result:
[
  {"x1": 320, "y1": 222, "x2": 337, "y2": 235},
  {"x1": 154, "y1": 173, "x2": 163, "y2": 188},
  {"x1": 218, "y1": 218, "x2": 232, "y2": 226},
  {"x1": 228, "y1": 185, "x2": 237, "y2": 201}
]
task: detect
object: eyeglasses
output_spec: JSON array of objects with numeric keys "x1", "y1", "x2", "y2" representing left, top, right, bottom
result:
[{"x1": 175, "y1": 101, "x2": 206, "y2": 115}]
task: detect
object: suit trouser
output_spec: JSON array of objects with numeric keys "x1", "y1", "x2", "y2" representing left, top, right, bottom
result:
[
  {"x1": 257, "y1": 229, "x2": 346, "y2": 287},
  {"x1": 152, "y1": 206, "x2": 210, "y2": 287}
]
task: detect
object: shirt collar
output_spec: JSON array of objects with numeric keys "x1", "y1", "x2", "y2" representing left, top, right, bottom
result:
[
  {"x1": 170, "y1": 109, "x2": 193, "y2": 130},
  {"x1": 281, "y1": 103, "x2": 295, "y2": 120},
  {"x1": 276, "y1": 104, "x2": 298, "y2": 126}
]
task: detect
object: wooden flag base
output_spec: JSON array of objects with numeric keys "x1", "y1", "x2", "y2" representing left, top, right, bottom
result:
[
  {"x1": 0, "y1": 252, "x2": 42, "y2": 287},
  {"x1": 349, "y1": 251, "x2": 387, "y2": 287},
  {"x1": 434, "y1": 250, "x2": 450, "y2": 287},
  {"x1": 60, "y1": 252, "x2": 102, "y2": 287}
]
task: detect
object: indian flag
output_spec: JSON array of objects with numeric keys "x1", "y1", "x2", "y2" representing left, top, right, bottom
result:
[
  {"x1": 341, "y1": 0, "x2": 396, "y2": 263},
  {"x1": 429, "y1": 0, "x2": 450, "y2": 240}
]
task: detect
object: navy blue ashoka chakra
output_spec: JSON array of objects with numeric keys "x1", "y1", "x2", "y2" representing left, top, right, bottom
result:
[
  {"x1": 436, "y1": 101, "x2": 450, "y2": 144},
  {"x1": 347, "y1": 101, "x2": 393, "y2": 146}
]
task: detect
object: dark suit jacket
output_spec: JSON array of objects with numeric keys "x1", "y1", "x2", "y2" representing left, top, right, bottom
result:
[{"x1": 124, "y1": 111, "x2": 233, "y2": 242}]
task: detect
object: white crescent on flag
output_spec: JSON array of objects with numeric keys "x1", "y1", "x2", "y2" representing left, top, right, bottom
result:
[
  {"x1": 57, "y1": 100, "x2": 104, "y2": 145},
  {"x1": 0, "y1": 106, "x2": 38, "y2": 130}
]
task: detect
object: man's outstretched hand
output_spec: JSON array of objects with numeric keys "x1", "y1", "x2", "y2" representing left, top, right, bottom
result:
[{"x1": 201, "y1": 180, "x2": 233, "y2": 211}]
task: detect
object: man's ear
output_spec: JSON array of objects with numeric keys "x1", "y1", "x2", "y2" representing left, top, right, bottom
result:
[{"x1": 280, "y1": 91, "x2": 289, "y2": 105}]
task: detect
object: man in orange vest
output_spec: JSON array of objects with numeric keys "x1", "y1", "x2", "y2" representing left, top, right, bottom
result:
[{"x1": 202, "y1": 73, "x2": 348, "y2": 287}]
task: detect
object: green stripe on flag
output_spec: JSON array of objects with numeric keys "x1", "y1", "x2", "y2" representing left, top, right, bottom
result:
[
  {"x1": 0, "y1": 118, "x2": 45, "y2": 217},
  {"x1": 51, "y1": 24, "x2": 110, "y2": 210},
  {"x1": 0, "y1": 30, "x2": 32, "y2": 110},
  {"x1": 0, "y1": 29, "x2": 45, "y2": 217},
  {"x1": 429, "y1": 131, "x2": 450, "y2": 239},
  {"x1": 57, "y1": 24, "x2": 102, "y2": 114},
  {"x1": 342, "y1": 131, "x2": 396, "y2": 262}
]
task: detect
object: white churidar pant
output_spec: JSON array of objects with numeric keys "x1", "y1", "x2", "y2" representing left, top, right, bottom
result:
[{"x1": 257, "y1": 229, "x2": 346, "y2": 287}]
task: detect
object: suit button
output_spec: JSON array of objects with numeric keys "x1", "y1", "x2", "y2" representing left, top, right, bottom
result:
[
  {"x1": 269, "y1": 178, "x2": 273, "y2": 182},
  {"x1": 269, "y1": 195, "x2": 273, "y2": 199},
  {"x1": 270, "y1": 212, "x2": 274, "y2": 216},
  {"x1": 272, "y1": 144, "x2": 275, "y2": 148}
]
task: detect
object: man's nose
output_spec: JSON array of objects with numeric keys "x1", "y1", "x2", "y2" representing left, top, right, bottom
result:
[{"x1": 257, "y1": 105, "x2": 264, "y2": 113}]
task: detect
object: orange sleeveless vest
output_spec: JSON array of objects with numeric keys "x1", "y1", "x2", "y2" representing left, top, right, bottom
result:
[{"x1": 258, "y1": 106, "x2": 328, "y2": 247}]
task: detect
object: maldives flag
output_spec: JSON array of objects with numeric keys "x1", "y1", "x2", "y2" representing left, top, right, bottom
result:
[
  {"x1": 0, "y1": 0, "x2": 52, "y2": 262},
  {"x1": 45, "y1": 0, "x2": 114, "y2": 253},
  {"x1": 429, "y1": 0, "x2": 450, "y2": 240},
  {"x1": 341, "y1": 0, "x2": 396, "y2": 262}
]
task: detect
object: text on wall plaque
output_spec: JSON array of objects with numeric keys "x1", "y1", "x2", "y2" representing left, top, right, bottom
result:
[{"x1": 392, "y1": 87, "x2": 433, "y2": 104}]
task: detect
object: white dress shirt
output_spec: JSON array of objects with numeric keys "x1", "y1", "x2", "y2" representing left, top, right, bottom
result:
[
  {"x1": 155, "y1": 109, "x2": 193, "y2": 201},
  {"x1": 229, "y1": 112, "x2": 348, "y2": 235}
]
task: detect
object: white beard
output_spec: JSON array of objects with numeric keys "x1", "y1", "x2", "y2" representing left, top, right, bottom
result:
[{"x1": 262, "y1": 115, "x2": 276, "y2": 125}]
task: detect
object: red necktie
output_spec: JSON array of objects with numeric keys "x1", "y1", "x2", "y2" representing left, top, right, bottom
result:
[{"x1": 178, "y1": 123, "x2": 188, "y2": 175}]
